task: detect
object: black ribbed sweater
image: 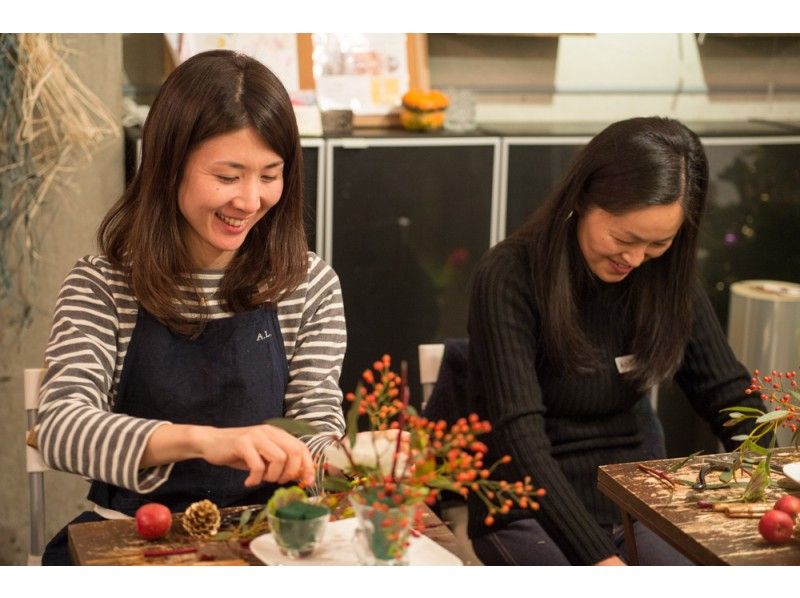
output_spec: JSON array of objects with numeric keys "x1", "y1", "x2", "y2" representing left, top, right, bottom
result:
[{"x1": 465, "y1": 239, "x2": 762, "y2": 565}]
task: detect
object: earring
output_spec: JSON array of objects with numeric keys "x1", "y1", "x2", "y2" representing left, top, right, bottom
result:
[{"x1": 565, "y1": 210, "x2": 574, "y2": 222}]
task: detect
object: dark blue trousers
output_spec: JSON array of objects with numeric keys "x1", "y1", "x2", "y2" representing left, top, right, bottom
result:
[
  {"x1": 471, "y1": 517, "x2": 693, "y2": 566},
  {"x1": 41, "y1": 511, "x2": 106, "y2": 566}
]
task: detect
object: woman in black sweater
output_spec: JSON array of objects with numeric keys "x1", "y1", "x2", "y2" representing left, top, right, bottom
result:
[{"x1": 466, "y1": 117, "x2": 763, "y2": 565}]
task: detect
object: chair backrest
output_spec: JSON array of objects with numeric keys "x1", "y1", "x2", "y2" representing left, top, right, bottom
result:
[
  {"x1": 24, "y1": 368, "x2": 48, "y2": 565},
  {"x1": 418, "y1": 343, "x2": 445, "y2": 412},
  {"x1": 648, "y1": 384, "x2": 659, "y2": 412}
]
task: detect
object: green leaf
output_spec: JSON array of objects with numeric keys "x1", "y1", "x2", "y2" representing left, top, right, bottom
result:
[
  {"x1": 266, "y1": 486, "x2": 308, "y2": 516},
  {"x1": 253, "y1": 505, "x2": 269, "y2": 524},
  {"x1": 755, "y1": 410, "x2": 790, "y2": 424},
  {"x1": 263, "y1": 418, "x2": 318, "y2": 437},
  {"x1": 321, "y1": 476, "x2": 352, "y2": 493},
  {"x1": 239, "y1": 507, "x2": 252, "y2": 529},
  {"x1": 741, "y1": 461, "x2": 771, "y2": 502},
  {"x1": 665, "y1": 450, "x2": 703, "y2": 473},
  {"x1": 720, "y1": 406, "x2": 765, "y2": 415},
  {"x1": 745, "y1": 439, "x2": 768, "y2": 455},
  {"x1": 410, "y1": 428, "x2": 427, "y2": 452},
  {"x1": 426, "y1": 477, "x2": 459, "y2": 492}
]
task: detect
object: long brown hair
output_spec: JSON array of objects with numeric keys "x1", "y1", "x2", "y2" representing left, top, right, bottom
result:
[
  {"x1": 99, "y1": 50, "x2": 307, "y2": 335},
  {"x1": 510, "y1": 116, "x2": 709, "y2": 390}
]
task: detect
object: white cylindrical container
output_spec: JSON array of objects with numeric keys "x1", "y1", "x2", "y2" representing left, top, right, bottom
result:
[{"x1": 728, "y1": 280, "x2": 800, "y2": 446}]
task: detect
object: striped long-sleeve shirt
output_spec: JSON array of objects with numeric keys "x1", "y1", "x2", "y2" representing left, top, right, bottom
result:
[{"x1": 35, "y1": 251, "x2": 346, "y2": 495}]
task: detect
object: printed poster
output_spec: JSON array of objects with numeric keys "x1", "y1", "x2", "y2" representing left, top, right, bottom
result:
[
  {"x1": 165, "y1": 33, "x2": 300, "y2": 95},
  {"x1": 311, "y1": 33, "x2": 408, "y2": 115}
]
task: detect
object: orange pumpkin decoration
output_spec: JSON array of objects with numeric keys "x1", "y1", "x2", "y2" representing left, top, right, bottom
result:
[{"x1": 400, "y1": 89, "x2": 449, "y2": 131}]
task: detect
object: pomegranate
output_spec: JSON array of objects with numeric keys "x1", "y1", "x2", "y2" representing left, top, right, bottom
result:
[
  {"x1": 135, "y1": 502, "x2": 172, "y2": 540},
  {"x1": 758, "y1": 509, "x2": 795, "y2": 544}
]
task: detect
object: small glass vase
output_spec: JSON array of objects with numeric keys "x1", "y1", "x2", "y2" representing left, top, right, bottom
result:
[
  {"x1": 350, "y1": 496, "x2": 418, "y2": 566},
  {"x1": 266, "y1": 502, "x2": 330, "y2": 559}
]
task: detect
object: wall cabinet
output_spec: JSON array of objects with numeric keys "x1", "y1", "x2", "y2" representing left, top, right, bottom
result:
[
  {"x1": 130, "y1": 125, "x2": 800, "y2": 453},
  {"x1": 323, "y1": 137, "x2": 501, "y2": 398}
]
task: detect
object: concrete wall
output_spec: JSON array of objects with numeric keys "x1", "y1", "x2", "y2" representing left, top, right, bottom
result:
[
  {"x1": 0, "y1": 34, "x2": 123, "y2": 566},
  {"x1": 427, "y1": 33, "x2": 800, "y2": 124}
]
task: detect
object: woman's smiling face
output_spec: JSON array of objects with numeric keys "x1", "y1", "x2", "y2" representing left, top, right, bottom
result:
[
  {"x1": 576, "y1": 201, "x2": 684, "y2": 282},
  {"x1": 177, "y1": 127, "x2": 284, "y2": 269}
]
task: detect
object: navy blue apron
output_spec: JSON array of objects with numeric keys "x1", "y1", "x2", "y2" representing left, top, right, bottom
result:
[
  {"x1": 89, "y1": 305, "x2": 289, "y2": 513},
  {"x1": 43, "y1": 304, "x2": 288, "y2": 564}
]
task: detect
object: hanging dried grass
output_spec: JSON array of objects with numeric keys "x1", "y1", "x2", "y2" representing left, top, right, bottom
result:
[{"x1": 0, "y1": 33, "x2": 118, "y2": 330}]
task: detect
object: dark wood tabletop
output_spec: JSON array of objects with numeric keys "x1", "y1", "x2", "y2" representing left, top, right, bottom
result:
[
  {"x1": 598, "y1": 447, "x2": 800, "y2": 565},
  {"x1": 68, "y1": 502, "x2": 479, "y2": 566}
]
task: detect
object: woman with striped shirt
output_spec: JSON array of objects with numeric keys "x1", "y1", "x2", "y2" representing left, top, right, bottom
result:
[{"x1": 36, "y1": 50, "x2": 346, "y2": 564}]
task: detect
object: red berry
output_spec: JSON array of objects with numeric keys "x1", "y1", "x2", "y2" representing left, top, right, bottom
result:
[
  {"x1": 773, "y1": 495, "x2": 800, "y2": 520},
  {"x1": 758, "y1": 509, "x2": 795, "y2": 544},
  {"x1": 135, "y1": 503, "x2": 172, "y2": 540}
]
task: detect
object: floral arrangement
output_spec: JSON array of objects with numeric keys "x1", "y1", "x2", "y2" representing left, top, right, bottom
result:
[
  {"x1": 724, "y1": 368, "x2": 799, "y2": 450},
  {"x1": 323, "y1": 355, "x2": 544, "y2": 528},
  {"x1": 722, "y1": 367, "x2": 800, "y2": 500}
]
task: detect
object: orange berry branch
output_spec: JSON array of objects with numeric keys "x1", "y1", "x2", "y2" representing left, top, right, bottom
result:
[{"x1": 323, "y1": 354, "x2": 545, "y2": 526}]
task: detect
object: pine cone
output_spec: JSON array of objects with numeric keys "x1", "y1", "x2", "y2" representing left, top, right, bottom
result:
[{"x1": 182, "y1": 499, "x2": 221, "y2": 539}]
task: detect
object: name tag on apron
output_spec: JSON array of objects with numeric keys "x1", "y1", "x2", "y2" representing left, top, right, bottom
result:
[{"x1": 615, "y1": 354, "x2": 637, "y2": 374}]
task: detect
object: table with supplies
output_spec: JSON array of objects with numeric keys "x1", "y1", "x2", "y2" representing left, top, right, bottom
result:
[
  {"x1": 597, "y1": 447, "x2": 800, "y2": 565},
  {"x1": 67, "y1": 502, "x2": 479, "y2": 566}
]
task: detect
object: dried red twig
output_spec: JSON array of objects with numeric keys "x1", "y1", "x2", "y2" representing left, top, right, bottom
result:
[
  {"x1": 637, "y1": 464, "x2": 675, "y2": 489},
  {"x1": 143, "y1": 546, "x2": 198, "y2": 558}
]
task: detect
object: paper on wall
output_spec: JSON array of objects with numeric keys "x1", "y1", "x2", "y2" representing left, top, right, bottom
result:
[
  {"x1": 311, "y1": 33, "x2": 408, "y2": 115},
  {"x1": 164, "y1": 33, "x2": 300, "y2": 95}
]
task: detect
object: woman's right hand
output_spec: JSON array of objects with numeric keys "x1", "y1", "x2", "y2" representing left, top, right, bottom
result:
[
  {"x1": 142, "y1": 423, "x2": 315, "y2": 486},
  {"x1": 595, "y1": 555, "x2": 626, "y2": 566}
]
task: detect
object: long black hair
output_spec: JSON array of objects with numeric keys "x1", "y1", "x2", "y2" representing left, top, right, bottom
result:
[
  {"x1": 99, "y1": 50, "x2": 306, "y2": 335},
  {"x1": 511, "y1": 116, "x2": 708, "y2": 390}
]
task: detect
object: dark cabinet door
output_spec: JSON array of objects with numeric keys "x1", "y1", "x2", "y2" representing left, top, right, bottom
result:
[
  {"x1": 502, "y1": 140, "x2": 585, "y2": 238},
  {"x1": 699, "y1": 139, "x2": 800, "y2": 327},
  {"x1": 328, "y1": 138, "x2": 499, "y2": 403},
  {"x1": 301, "y1": 139, "x2": 324, "y2": 254}
]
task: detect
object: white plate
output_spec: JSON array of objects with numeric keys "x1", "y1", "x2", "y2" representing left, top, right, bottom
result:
[
  {"x1": 249, "y1": 518, "x2": 463, "y2": 566},
  {"x1": 783, "y1": 462, "x2": 800, "y2": 488}
]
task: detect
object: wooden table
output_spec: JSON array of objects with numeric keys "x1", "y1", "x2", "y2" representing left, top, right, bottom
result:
[
  {"x1": 68, "y1": 503, "x2": 479, "y2": 566},
  {"x1": 598, "y1": 447, "x2": 800, "y2": 565}
]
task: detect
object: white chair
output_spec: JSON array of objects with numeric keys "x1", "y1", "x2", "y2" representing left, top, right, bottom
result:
[
  {"x1": 24, "y1": 368, "x2": 48, "y2": 565},
  {"x1": 416, "y1": 343, "x2": 481, "y2": 565},
  {"x1": 418, "y1": 343, "x2": 445, "y2": 413}
]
